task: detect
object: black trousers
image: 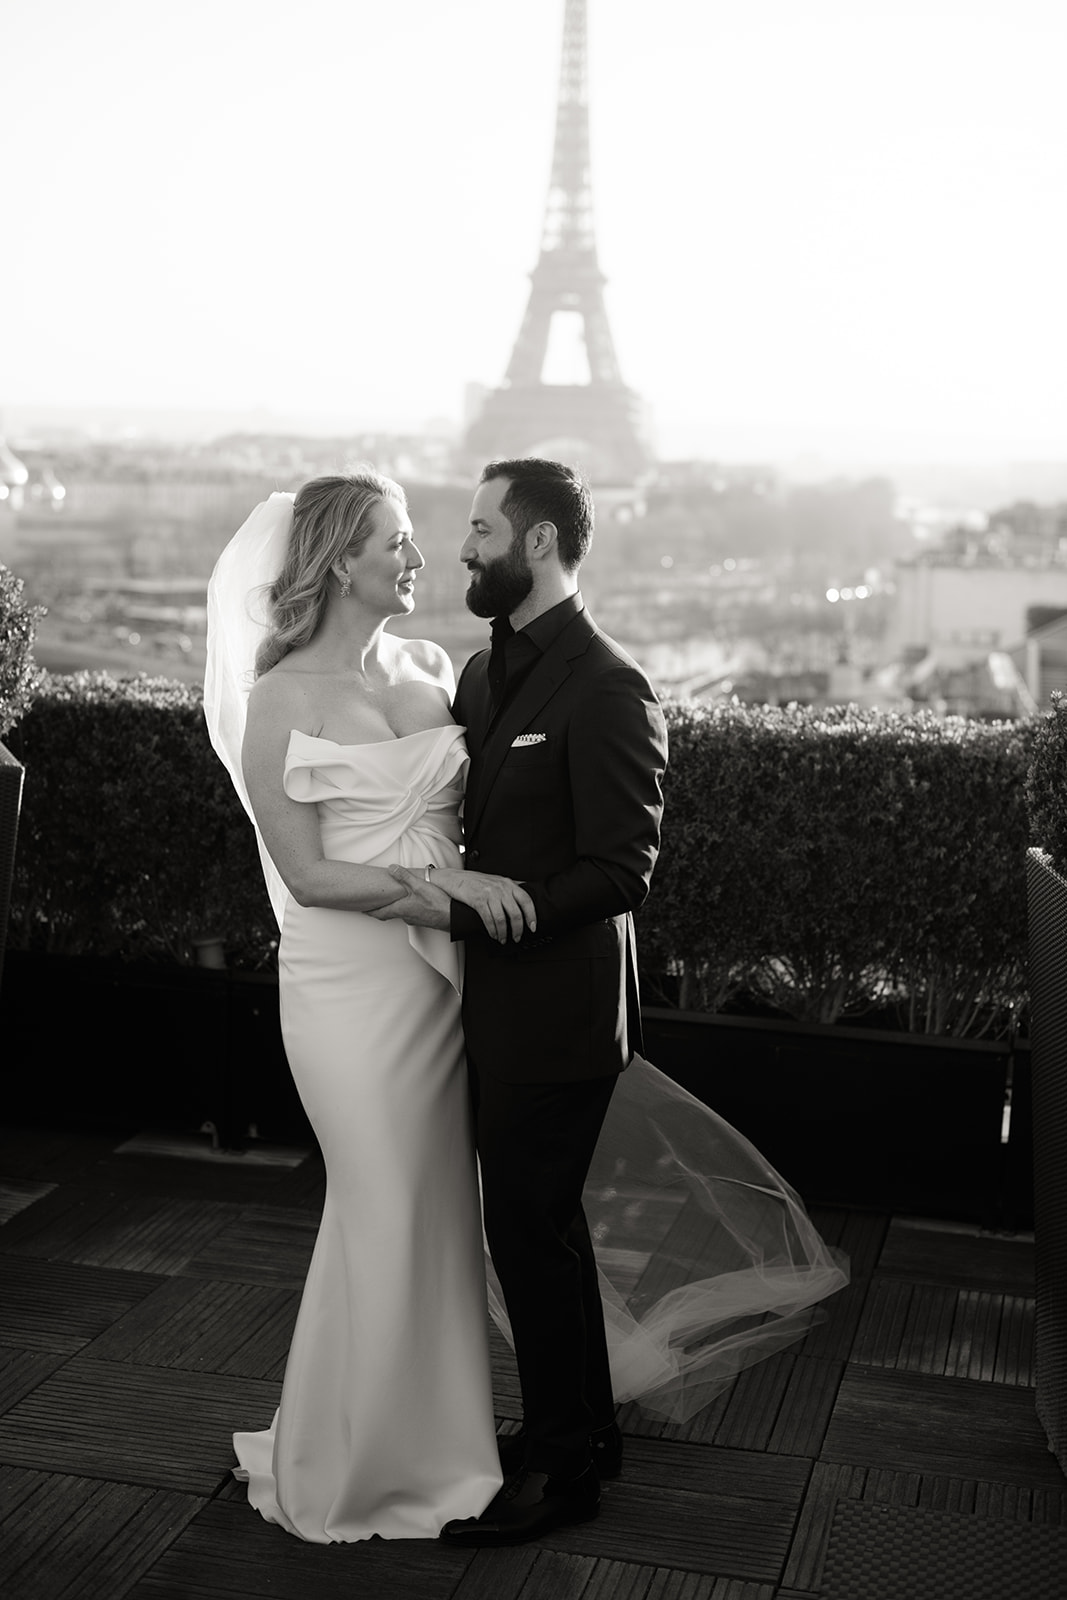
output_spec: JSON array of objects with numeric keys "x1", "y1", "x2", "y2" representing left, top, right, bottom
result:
[{"x1": 468, "y1": 1058, "x2": 618, "y2": 1478}]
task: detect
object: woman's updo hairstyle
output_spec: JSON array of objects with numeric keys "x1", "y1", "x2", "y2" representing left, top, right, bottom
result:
[{"x1": 254, "y1": 470, "x2": 406, "y2": 677}]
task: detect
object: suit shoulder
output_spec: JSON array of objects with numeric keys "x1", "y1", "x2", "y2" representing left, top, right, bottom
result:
[
  {"x1": 582, "y1": 624, "x2": 654, "y2": 686},
  {"x1": 457, "y1": 646, "x2": 491, "y2": 686}
]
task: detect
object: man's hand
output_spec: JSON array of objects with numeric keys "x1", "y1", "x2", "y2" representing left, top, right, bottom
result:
[
  {"x1": 370, "y1": 864, "x2": 536, "y2": 943},
  {"x1": 426, "y1": 866, "x2": 536, "y2": 944},
  {"x1": 367, "y1": 867, "x2": 452, "y2": 931}
]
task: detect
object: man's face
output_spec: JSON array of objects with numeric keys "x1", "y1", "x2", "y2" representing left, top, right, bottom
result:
[{"x1": 460, "y1": 477, "x2": 534, "y2": 619}]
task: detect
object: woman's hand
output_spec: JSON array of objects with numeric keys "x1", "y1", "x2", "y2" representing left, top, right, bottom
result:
[{"x1": 424, "y1": 865, "x2": 536, "y2": 944}]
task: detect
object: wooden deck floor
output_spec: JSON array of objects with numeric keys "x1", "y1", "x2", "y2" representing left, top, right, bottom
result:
[{"x1": 0, "y1": 1121, "x2": 1064, "y2": 1600}]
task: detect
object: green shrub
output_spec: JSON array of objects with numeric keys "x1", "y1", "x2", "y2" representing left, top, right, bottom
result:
[
  {"x1": 639, "y1": 700, "x2": 1034, "y2": 1037},
  {"x1": 7, "y1": 673, "x2": 275, "y2": 966},
  {"x1": 1026, "y1": 691, "x2": 1067, "y2": 877},
  {"x1": 4, "y1": 676, "x2": 1039, "y2": 1034},
  {"x1": 0, "y1": 564, "x2": 44, "y2": 739}
]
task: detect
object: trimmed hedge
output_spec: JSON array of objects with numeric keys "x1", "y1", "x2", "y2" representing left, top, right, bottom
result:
[
  {"x1": 6, "y1": 673, "x2": 275, "y2": 967},
  {"x1": 639, "y1": 699, "x2": 1034, "y2": 1037},
  {"x1": 1027, "y1": 690, "x2": 1067, "y2": 877},
  {"x1": 0, "y1": 564, "x2": 44, "y2": 739},
  {"x1": 5, "y1": 676, "x2": 1038, "y2": 1033}
]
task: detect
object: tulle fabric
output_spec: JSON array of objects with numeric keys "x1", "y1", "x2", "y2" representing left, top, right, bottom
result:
[
  {"x1": 204, "y1": 492, "x2": 295, "y2": 926},
  {"x1": 486, "y1": 1053, "x2": 849, "y2": 1423}
]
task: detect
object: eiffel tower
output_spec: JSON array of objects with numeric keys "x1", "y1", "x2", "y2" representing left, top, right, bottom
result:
[{"x1": 462, "y1": 0, "x2": 651, "y2": 484}]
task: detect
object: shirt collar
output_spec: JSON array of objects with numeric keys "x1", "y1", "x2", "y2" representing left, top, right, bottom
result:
[{"x1": 509, "y1": 591, "x2": 584, "y2": 655}]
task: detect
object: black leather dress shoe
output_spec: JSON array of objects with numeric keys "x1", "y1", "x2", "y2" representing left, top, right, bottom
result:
[
  {"x1": 439, "y1": 1463, "x2": 600, "y2": 1546},
  {"x1": 497, "y1": 1422, "x2": 623, "y2": 1480}
]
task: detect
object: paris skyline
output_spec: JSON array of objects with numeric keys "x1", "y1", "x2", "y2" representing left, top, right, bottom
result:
[{"x1": 4, "y1": 0, "x2": 1067, "y2": 465}]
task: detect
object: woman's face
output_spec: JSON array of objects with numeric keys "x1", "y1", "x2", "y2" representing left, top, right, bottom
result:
[{"x1": 349, "y1": 497, "x2": 424, "y2": 617}]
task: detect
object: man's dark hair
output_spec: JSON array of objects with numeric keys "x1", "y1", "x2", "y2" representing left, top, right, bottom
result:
[{"x1": 480, "y1": 458, "x2": 594, "y2": 572}]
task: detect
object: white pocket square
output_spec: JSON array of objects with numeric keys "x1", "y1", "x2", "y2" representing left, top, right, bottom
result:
[{"x1": 511, "y1": 732, "x2": 546, "y2": 747}]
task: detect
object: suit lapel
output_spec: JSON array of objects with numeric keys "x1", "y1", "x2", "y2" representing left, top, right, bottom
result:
[{"x1": 464, "y1": 609, "x2": 594, "y2": 838}]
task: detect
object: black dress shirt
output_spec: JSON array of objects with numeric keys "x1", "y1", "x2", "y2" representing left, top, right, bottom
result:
[{"x1": 487, "y1": 592, "x2": 584, "y2": 721}]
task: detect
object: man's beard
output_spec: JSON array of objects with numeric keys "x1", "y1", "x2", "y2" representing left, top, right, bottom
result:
[{"x1": 464, "y1": 536, "x2": 534, "y2": 618}]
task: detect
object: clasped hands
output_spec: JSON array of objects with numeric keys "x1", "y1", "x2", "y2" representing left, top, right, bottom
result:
[{"x1": 368, "y1": 864, "x2": 537, "y2": 944}]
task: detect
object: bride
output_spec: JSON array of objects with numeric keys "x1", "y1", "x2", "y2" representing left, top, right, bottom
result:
[{"x1": 204, "y1": 470, "x2": 848, "y2": 1545}]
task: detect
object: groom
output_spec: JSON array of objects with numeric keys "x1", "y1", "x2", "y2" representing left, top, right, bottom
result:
[{"x1": 389, "y1": 458, "x2": 667, "y2": 1544}]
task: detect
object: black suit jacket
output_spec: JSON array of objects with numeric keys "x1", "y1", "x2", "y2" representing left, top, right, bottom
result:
[{"x1": 451, "y1": 598, "x2": 668, "y2": 1083}]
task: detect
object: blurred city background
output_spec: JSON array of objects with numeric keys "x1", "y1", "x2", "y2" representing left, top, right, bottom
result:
[{"x1": 3, "y1": 0, "x2": 1066, "y2": 716}]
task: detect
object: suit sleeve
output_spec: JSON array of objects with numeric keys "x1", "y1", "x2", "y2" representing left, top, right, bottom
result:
[{"x1": 451, "y1": 662, "x2": 668, "y2": 942}]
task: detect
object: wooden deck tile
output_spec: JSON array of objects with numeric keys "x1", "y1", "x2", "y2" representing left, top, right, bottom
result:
[
  {"x1": 0, "y1": 1256, "x2": 164, "y2": 1353},
  {"x1": 0, "y1": 1179, "x2": 56, "y2": 1226},
  {"x1": 808, "y1": 1207, "x2": 890, "y2": 1280},
  {"x1": 630, "y1": 1383, "x2": 733, "y2": 1449},
  {"x1": 948, "y1": 1290, "x2": 1035, "y2": 1386},
  {"x1": 0, "y1": 1348, "x2": 67, "y2": 1416},
  {"x1": 179, "y1": 1205, "x2": 317, "y2": 1286},
  {"x1": 877, "y1": 1218, "x2": 1035, "y2": 1294},
  {"x1": 127, "y1": 1496, "x2": 475, "y2": 1600},
  {"x1": 451, "y1": 1544, "x2": 539, "y2": 1600},
  {"x1": 577, "y1": 1556, "x2": 666, "y2": 1600},
  {"x1": 917, "y1": 1474, "x2": 1048, "y2": 1519},
  {"x1": 642, "y1": 1574, "x2": 721, "y2": 1600},
  {"x1": 704, "y1": 1585, "x2": 776, "y2": 1600},
  {"x1": 504, "y1": 1548, "x2": 596, "y2": 1600},
  {"x1": 1031, "y1": 1487, "x2": 1067, "y2": 1525},
  {"x1": 712, "y1": 1351, "x2": 795, "y2": 1451},
  {"x1": 851, "y1": 1280, "x2": 1036, "y2": 1386},
  {"x1": 992, "y1": 1293, "x2": 1036, "y2": 1387},
  {"x1": 794, "y1": 1273, "x2": 870, "y2": 1363},
  {"x1": 0, "y1": 1185, "x2": 241, "y2": 1274},
  {"x1": 767, "y1": 1357, "x2": 846, "y2": 1457},
  {"x1": 780, "y1": 1461, "x2": 869, "y2": 1592},
  {"x1": 645, "y1": 1575, "x2": 776, "y2": 1600},
  {"x1": 822, "y1": 1367, "x2": 1065, "y2": 1488},
  {"x1": 524, "y1": 1477, "x2": 796, "y2": 1583},
  {"x1": 0, "y1": 1356, "x2": 278, "y2": 1494},
  {"x1": 0, "y1": 1464, "x2": 204, "y2": 1600},
  {"x1": 850, "y1": 1280, "x2": 957, "y2": 1373},
  {"x1": 85, "y1": 1276, "x2": 299, "y2": 1381},
  {"x1": 515, "y1": 1437, "x2": 811, "y2": 1582}
]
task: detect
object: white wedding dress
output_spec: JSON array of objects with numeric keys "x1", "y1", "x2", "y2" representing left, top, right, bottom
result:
[
  {"x1": 232, "y1": 724, "x2": 502, "y2": 1541},
  {"x1": 231, "y1": 719, "x2": 849, "y2": 1543}
]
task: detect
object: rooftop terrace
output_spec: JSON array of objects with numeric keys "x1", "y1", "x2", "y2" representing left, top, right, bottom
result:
[{"x1": 0, "y1": 1119, "x2": 1064, "y2": 1600}]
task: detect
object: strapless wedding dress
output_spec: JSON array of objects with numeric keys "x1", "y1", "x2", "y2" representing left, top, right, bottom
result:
[{"x1": 232, "y1": 724, "x2": 501, "y2": 1541}]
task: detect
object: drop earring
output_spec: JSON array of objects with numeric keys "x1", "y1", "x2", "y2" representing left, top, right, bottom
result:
[{"x1": 339, "y1": 572, "x2": 352, "y2": 599}]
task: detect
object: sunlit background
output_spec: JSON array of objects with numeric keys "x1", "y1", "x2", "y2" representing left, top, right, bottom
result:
[
  {"x1": 2, "y1": 0, "x2": 1067, "y2": 712},
  {"x1": 5, "y1": 0, "x2": 1066, "y2": 459}
]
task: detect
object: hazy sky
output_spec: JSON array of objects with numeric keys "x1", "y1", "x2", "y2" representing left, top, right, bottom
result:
[{"x1": 5, "y1": 0, "x2": 1067, "y2": 459}]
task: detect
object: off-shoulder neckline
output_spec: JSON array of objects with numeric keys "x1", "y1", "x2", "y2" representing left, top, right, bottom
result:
[{"x1": 287, "y1": 724, "x2": 463, "y2": 752}]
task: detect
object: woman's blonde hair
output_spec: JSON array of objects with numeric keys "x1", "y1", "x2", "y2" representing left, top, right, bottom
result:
[{"x1": 254, "y1": 470, "x2": 406, "y2": 677}]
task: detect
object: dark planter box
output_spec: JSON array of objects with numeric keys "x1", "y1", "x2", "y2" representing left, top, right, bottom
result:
[
  {"x1": 641, "y1": 1006, "x2": 1027, "y2": 1228},
  {"x1": 1026, "y1": 846, "x2": 1067, "y2": 1474},
  {"x1": 0, "y1": 950, "x2": 310, "y2": 1149},
  {"x1": 1, "y1": 950, "x2": 1030, "y2": 1231}
]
